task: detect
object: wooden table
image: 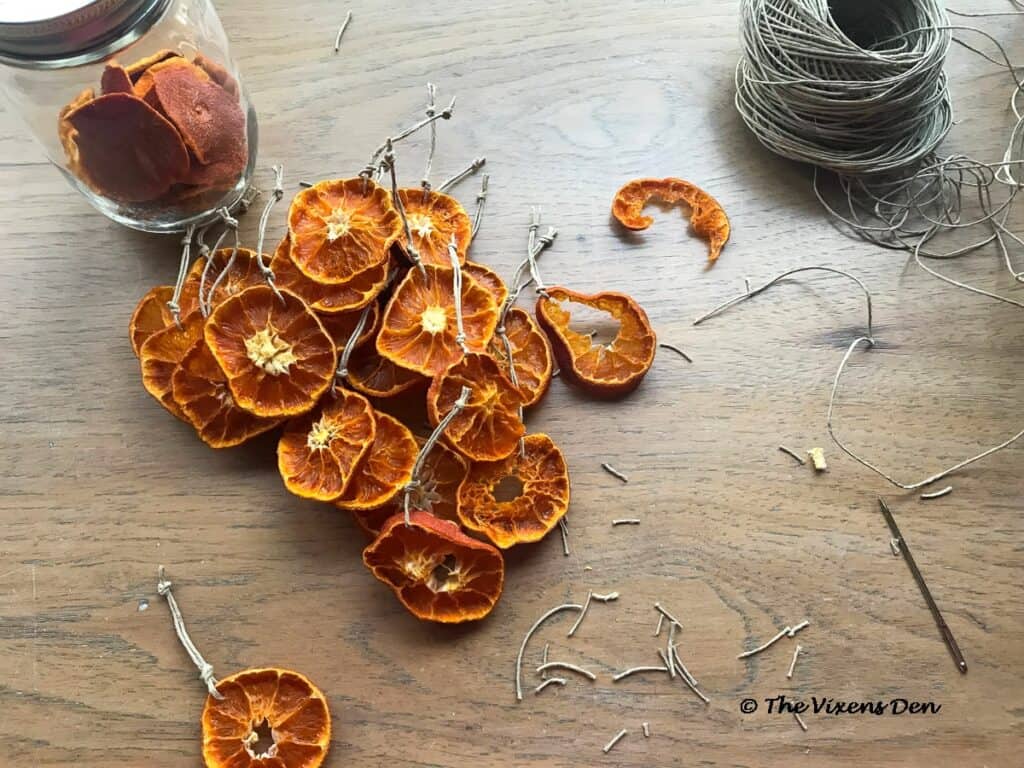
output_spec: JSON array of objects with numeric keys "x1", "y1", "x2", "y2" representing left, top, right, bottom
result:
[{"x1": 1, "y1": 2, "x2": 1022, "y2": 765}]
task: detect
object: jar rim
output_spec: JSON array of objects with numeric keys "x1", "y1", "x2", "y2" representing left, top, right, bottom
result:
[{"x1": 0, "y1": 0, "x2": 171, "y2": 69}]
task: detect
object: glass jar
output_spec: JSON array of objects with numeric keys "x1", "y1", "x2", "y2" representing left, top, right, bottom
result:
[{"x1": 0, "y1": 0, "x2": 257, "y2": 233}]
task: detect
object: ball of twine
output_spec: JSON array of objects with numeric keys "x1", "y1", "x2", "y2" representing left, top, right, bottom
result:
[{"x1": 735, "y1": 0, "x2": 953, "y2": 177}]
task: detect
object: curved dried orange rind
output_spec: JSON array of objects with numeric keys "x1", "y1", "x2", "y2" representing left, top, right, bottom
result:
[
  {"x1": 140, "y1": 314, "x2": 204, "y2": 419},
  {"x1": 205, "y1": 286, "x2": 336, "y2": 418},
  {"x1": 536, "y1": 286, "x2": 656, "y2": 399},
  {"x1": 396, "y1": 188, "x2": 472, "y2": 267},
  {"x1": 335, "y1": 411, "x2": 417, "y2": 511},
  {"x1": 172, "y1": 339, "x2": 281, "y2": 448},
  {"x1": 64, "y1": 92, "x2": 189, "y2": 202},
  {"x1": 125, "y1": 49, "x2": 182, "y2": 82},
  {"x1": 377, "y1": 264, "x2": 498, "y2": 377},
  {"x1": 277, "y1": 389, "x2": 376, "y2": 501},
  {"x1": 457, "y1": 433, "x2": 570, "y2": 549},
  {"x1": 288, "y1": 178, "x2": 402, "y2": 285},
  {"x1": 363, "y1": 510, "x2": 505, "y2": 623},
  {"x1": 271, "y1": 235, "x2": 388, "y2": 313},
  {"x1": 463, "y1": 261, "x2": 508, "y2": 308},
  {"x1": 130, "y1": 285, "x2": 175, "y2": 357},
  {"x1": 491, "y1": 307, "x2": 552, "y2": 407},
  {"x1": 346, "y1": 345, "x2": 425, "y2": 399},
  {"x1": 319, "y1": 302, "x2": 380, "y2": 355},
  {"x1": 611, "y1": 177, "x2": 730, "y2": 262},
  {"x1": 203, "y1": 667, "x2": 330, "y2": 768},
  {"x1": 351, "y1": 440, "x2": 467, "y2": 536},
  {"x1": 426, "y1": 353, "x2": 525, "y2": 462}
]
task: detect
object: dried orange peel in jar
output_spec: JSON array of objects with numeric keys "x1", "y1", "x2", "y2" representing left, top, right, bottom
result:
[
  {"x1": 287, "y1": 178, "x2": 402, "y2": 285},
  {"x1": 140, "y1": 314, "x2": 204, "y2": 419},
  {"x1": 426, "y1": 353, "x2": 525, "y2": 462},
  {"x1": 277, "y1": 389, "x2": 376, "y2": 502},
  {"x1": 535, "y1": 287, "x2": 656, "y2": 398},
  {"x1": 204, "y1": 286, "x2": 337, "y2": 418},
  {"x1": 396, "y1": 188, "x2": 473, "y2": 267},
  {"x1": 490, "y1": 307, "x2": 552, "y2": 407},
  {"x1": 271, "y1": 235, "x2": 389, "y2": 314},
  {"x1": 203, "y1": 668, "x2": 330, "y2": 768},
  {"x1": 377, "y1": 264, "x2": 498, "y2": 376},
  {"x1": 335, "y1": 412, "x2": 418, "y2": 511},
  {"x1": 457, "y1": 433, "x2": 570, "y2": 549},
  {"x1": 612, "y1": 177, "x2": 731, "y2": 262},
  {"x1": 363, "y1": 510, "x2": 505, "y2": 623}
]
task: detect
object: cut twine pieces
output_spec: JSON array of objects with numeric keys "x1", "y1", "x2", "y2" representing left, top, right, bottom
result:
[{"x1": 156, "y1": 566, "x2": 223, "y2": 699}]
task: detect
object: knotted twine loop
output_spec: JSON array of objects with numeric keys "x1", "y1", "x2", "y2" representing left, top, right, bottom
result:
[
  {"x1": 361, "y1": 96, "x2": 457, "y2": 189},
  {"x1": 421, "y1": 83, "x2": 438, "y2": 199},
  {"x1": 156, "y1": 566, "x2": 224, "y2": 700},
  {"x1": 526, "y1": 208, "x2": 550, "y2": 297},
  {"x1": 383, "y1": 142, "x2": 426, "y2": 275},
  {"x1": 167, "y1": 224, "x2": 196, "y2": 329},
  {"x1": 470, "y1": 174, "x2": 489, "y2": 242},
  {"x1": 253, "y1": 164, "x2": 286, "y2": 304},
  {"x1": 447, "y1": 237, "x2": 469, "y2": 354},
  {"x1": 403, "y1": 386, "x2": 471, "y2": 526},
  {"x1": 333, "y1": 301, "x2": 374, "y2": 386},
  {"x1": 199, "y1": 208, "x2": 240, "y2": 317}
]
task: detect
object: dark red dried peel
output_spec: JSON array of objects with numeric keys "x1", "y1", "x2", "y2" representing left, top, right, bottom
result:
[{"x1": 100, "y1": 63, "x2": 133, "y2": 94}]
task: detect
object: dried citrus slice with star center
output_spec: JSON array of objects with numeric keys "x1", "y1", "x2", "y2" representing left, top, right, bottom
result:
[
  {"x1": 171, "y1": 339, "x2": 281, "y2": 448},
  {"x1": 363, "y1": 510, "x2": 505, "y2": 623},
  {"x1": 612, "y1": 177, "x2": 730, "y2": 262},
  {"x1": 277, "y1": 389, "x2": 376, "y2": 501},
  {"x1": 335, "y1": 411, "x2": 418, "y2": 511},
  {"x1": 377, "y1": 264, "x2": 498, "y2": 376},
  {"x1": 536, "y1": 287, "x2": 656, "y2": 398},
  {"x1": 205, "y1": 286, "x2": 336, "y2": 418},
  {"x1": 491, "y1": 307, "x2": 552, "y2": 406},
  {"x1": 202, "y1": 668, "x2": 330, "y2": 768},
  {"x1": 426, "y1": 353, "x2": 525, "y2": 461},
  {"x1": 140, "y1": 314, "x2": 204, "y2": 420},
  {"x1": 271, "y1": 235, "x2": 389, "y2": 314},
  {"x1": 396, "y1": 188, "x2": 472, "y2": 266},
  {"x1": 287, "y1": 178, "x2": 401, "y2": 285},
  {"x1": 130, "y1": 284, "x2": 175, "y2": 357},
  {"x1": 457, "y1": 433, "x2": 570, "y2": 549}
]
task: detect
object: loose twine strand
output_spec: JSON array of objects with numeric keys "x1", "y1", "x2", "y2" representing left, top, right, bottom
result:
[
  {"x1": 403, "y1": 386, "x2": 472, "y2": 525},
  {"x1": 448, "y1": 238, "x2": 469, "y2": 353},
  {"x1": 422, "y1": 83, "x2": 438, "y2": 197},
  {"x1": 156, "y1": 566, "x2": 224, "y2": 700},
  {"x1": 167, "y1": 224, "x2": 196, "y2": 328}
]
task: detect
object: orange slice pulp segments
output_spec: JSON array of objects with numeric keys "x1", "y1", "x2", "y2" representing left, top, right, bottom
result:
[
  {"x1": 130, "y1": 284, "x2": 174, "y2": 357},
  {"x1": 335, "y1": 411, "x2": 417, "y2": 511},
  {"x1": 271, "y1": 235, "x2": 389, "y2": 314},
  {"x1": 396, "y1": 188, "x2": 472, "y2": 267},
  {"x1": 490, "y1": 306, "x2": 552, "y2": 407}
]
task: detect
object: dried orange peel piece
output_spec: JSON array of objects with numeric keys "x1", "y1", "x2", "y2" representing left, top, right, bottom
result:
[
  {"x1": 426, "y1": 353, "x2": 525, "y2": 462},
  {"x1": 612, "y1": 177, "x2": 731, "y2": 262},
  {"x1": 172, "y1": 339, "x2": 281, "y2": 448},
  {"x1": 396, "y1": 188, "x2": 472, "y2": 267},
  {"x1": 202, "y1": 668, "x2": 330, "y2": 768},
  {"x1": 271, "y1": 235, "x2": 388, "y2": 313},
  {"x1": 335, "y1": 411, "x2": 417, "y2": 511},
  {"x1": 491, "y1": 307, "x2": 552, "y2": 407},
  {"x1": 351, "y1": 440, "x2": 467, "y2": 536},
  {"x1": 363, "y1": 510, "x2": 505, "y2": 623},
  {"x1": 377, "y1": 264, "x2": 498, "y2": 377},
  {"x1": 457, "y1": 433, "x2": 570, "y2": 549},
  {"x1": 130, "y1": 285, "x2": 175, "y2": 357},
  {"x1": 205, "y1": 286, "x2": 336, "y2": 418},
  {"x1": 463, "y1": 261, "x2": 508, "y2": 308},
  {"x1": 277, "y1": 389, "x2": 376, "y2": 501},
  {"x1": 140, "y1": 314, "x2": 204, "y2": 420},
  {"x1": 100, "y1": 62, "x2": 133, "y2": 94},
  {"x1": 287, "y1": 178, "x2": 401, "y2": 285},
  {"x1": 536, "y1": 287, "x2": 656, "y2": 398}
]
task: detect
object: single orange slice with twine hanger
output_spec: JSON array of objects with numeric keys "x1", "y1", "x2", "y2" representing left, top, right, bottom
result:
[
  {"x1": 363, "y1": 510, "x2": 505, "y2": 623},
  {"x1": 270, "y1": 235, "x2": 389, "y2": 313},
  {"x1": 536, "y1": 287, "x2": 657, "y2": 398},
  {"x1": 156, "y1": 567, "x2": 331, "y2": 768},
  {"x1": 427, "y1": 352, "x2": 525, "y2": 461},
  {"x1": 395, "y1": 188, "x2": 472, "y2": 267},
  {"x1": 130, "y1": 285, "x2": 175, "y2": 357},
  {"x1": 463, "y1": 261, "x2": 508, "y2": 308},
  {"x1": 377, "y1": 263, "x2": 498, "y2": 376},
  {"x1": 490, "y1": 306, "x2": 552, "y2": 407},
  {"x1": 457, "y1": 433, "x2": 570, "y2": 549},
  {"x1": 612, "y1": 177, "x2": 731, "y2": 263},
  {"x1": 277, "y1": 389, "x2": 376, "y2": 502},
  {"x1": 205, "y1": 286, "x2": 337, "y2": 418},
  {"x1": 140, "y1": 314, "x2": 204, "y2": 419},
  {"x1": 171, "y1": 339, "x2": 281, "y2": 449},
  {"x1": 287, "y1": 178, "x2": 402, "y2": 285},
  {"x1": 334, "y1": 411, "x2": 418, "y2": 511}
]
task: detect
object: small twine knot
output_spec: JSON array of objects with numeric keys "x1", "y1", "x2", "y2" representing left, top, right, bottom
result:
[
  {"x1": 157, "y1": 577, "x2": 172, "y2": 596},
  {"x1": 218, "y1": 208, "x2": 239, "y2": 230},
  {"x1": 496, "y1": 325, "x2": 506, "y2": 336},
  {"x1": 199, "y1": 662, "x2": 223, "y2": 699}
]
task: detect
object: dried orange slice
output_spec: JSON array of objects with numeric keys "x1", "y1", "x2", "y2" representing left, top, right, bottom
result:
[
  {"x1": 140, "y1": 314, "x2": 204, "y2": 419},
  {"x1": 396, "y1": 188, "x2": 472, "y2": 267},
  {"x1": 64, "y1": 92, "x2": 189, "y2": 202},
  {"x1": 277, "y1": 389, "x2": 376, "y2": 501},
  {"x1": 172, "y1": 339, "x2": 281, "y2": 448},
  {"x1": 319, "y1": 302, "x2": 380, "y2": 355},
  {"x1": 536, "y1": 287, "x2": 656, "y2": 398},
  {"x1": 463, "y1": 261, "x2": 508, "y2": 308},
  {"x1": 287, "y1": 178, "x2": 402, "y2": 285},
  {"x1": 426, "y1": 353, "x2": 525, "y2": 461},
  {"x1": 177, "y1": 255, "x2": 209, "y2": 319},
  {"x1": 351, "y1": 440, "x2": 467, "y2": 536},
  {"x1": 100, "y1": 62, "x2": 133, "y2": 94},
  {"x1": 205, "y1": 286, "x2": 336, "y2": 418},
  {"x1": 457, "y1": 433, "x2": 570, "y2": 549},
  {"x1": 270, "y1": 235, "x2": 388, "y2": 313},
  {"x1": 363, "y1": 510, "x2": 505, "y2": 623},
  {"x1": 612, "y1": 177, "x2": 731, "y2": 262},
  {"x1": 130, "y1": 285, "x2": 175, "y2": 357},
  {"x1": 202, "y1": 668, "x2": 330, "y2": 768},
  {"x1": 346, "y1": 345, "x2": 424, "y2": 399},
  {"x1": 377, "y1": 264, "x2": 498, "y2": 377},
  {"x1": 491, "y1": 307, "x2": 552, "y2": 407},
  {"x1": 335, "y1": 412, "x2": 417, "y2": 511},
  {"x1": 202, "y1": 248, "x2": 269, "y2": 309}
]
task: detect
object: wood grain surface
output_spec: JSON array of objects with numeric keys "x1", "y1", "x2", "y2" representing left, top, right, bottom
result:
[{"x1": 1, "y1": 1, "x2": 1022, "y2": 766}]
